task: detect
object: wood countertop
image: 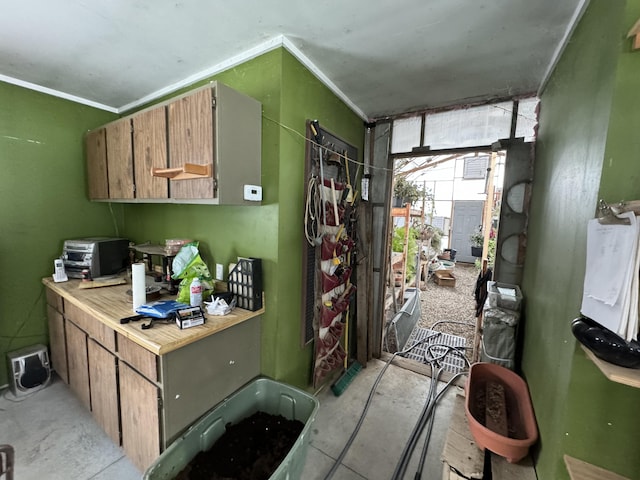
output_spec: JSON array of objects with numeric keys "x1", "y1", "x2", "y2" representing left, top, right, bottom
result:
[{"x1": 42, "y1": 277, "x2": 264, "y2": 356}]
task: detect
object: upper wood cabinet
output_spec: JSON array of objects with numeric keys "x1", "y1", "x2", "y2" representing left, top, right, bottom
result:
[
  {"x1": 133, "y1": 107, "x2": 169, "y2": 199},
  {"x1": 167, "y1": 87, "x2": 215, "y2": 199},
  {"x1": 85, "y1": 127, "x2": 108, "y2": 200},
  {"x1": 84, "y1": 81, "x2": 261, "y2": 204},
  {"x1": 106, "y1": 118, "x2": 134, "y2": 199}
]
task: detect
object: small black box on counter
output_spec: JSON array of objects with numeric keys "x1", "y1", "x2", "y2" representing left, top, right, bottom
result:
[
  {"x1": 175, "y1": 306, "x2": 205, "y2": 329},
  {"x1": 228, "y1": 258, "x2": 263, "y2": 311}
]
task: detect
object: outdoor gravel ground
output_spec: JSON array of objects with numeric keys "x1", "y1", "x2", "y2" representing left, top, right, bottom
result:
[
  {"x1": 383, "y1": 261, "x2": 481, "y2": 362},
  {"x1": 418, "y1": 262, "x2": 479, "y2": 361}
]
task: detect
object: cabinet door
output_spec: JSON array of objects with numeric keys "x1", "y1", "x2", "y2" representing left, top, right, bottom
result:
[
  {"x1": 106, "y1": 118, "x2": 134, "y2": 199},
  {"x1": 86, "y1": 127, "x2": 109, "y2": 200},
  {"x1": 120, "y1": 362, "x2": 161, "y2": 471},
  {"x1": 88, "y1": 339, "x2": 120, "y2": 445},
  {"x1": 167, "y1": 88, "x2": 215, "y2": 199},
  {"x1": 66, "y1": 321, "x2": 91, "y2": 410},
  {"x1": 133, "y1": 107, "x2": 169, "y2": 199},
  {"x1": 47, "y1": 305, "x2": 68, "y2": 384}
]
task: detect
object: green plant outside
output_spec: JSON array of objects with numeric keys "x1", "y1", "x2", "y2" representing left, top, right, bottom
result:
[
  {"x1": 393, "y1": 177, "x2": 433, "y2": 206},
  {"x1": 392, "y1": 226, "x2": 419, "y2": 280},
  {"x1": 469, "y1": 228, "x2": 484, "y2": 247},
  {"x1": 474, "y1": 238, "x2": 496, "y2": 270}
]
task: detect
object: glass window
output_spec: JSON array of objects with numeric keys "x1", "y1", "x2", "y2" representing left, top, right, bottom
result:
[
  {"x1": 391, "y1": 116, "x2": 422, "y2": 153},
  {"x1": 423, "y1": 102, "x2": 513, "y2": 150},
  {"x1": 515, "y1": 97, "x2": 539, "y2": 142}
]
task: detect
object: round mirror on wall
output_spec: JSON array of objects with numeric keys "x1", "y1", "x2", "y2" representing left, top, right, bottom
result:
[{"x1": 506, "y1": 182, "x2": 527, "y2": 214}]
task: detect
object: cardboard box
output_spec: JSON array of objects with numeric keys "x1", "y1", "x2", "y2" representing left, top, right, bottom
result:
[{"x1": 434, "y1": 270, "x2": 456, "y2": 287}]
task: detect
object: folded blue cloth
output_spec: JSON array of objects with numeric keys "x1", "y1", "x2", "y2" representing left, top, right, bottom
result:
[{"x1": 136, "y1": 300, "x2": 189, "y2": 318}]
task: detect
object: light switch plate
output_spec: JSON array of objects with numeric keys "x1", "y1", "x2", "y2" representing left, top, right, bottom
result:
[{"x1": 243, "y1": 184, "x2": 262, "y2": 202}]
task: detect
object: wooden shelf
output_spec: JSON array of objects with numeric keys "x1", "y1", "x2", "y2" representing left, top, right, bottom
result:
[
  {"x1": 581, "y1": 345, "x2": 640, "y2": 388},
  {"x1": 564, "y1": 454, "x2": 630, "y2": 480}
]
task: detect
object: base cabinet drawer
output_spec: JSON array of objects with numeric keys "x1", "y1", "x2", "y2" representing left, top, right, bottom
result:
[
  {"x1": 117, "y1": 333, "x2": 158, "y2": 382},
  {"x1": 65, "y1": 301, "x2": 116, "y2": 351},
  {"x1": 119, "y1": 362, "x2": 161, "y2": 471}
]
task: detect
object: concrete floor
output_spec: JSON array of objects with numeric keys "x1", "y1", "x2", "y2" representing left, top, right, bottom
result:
[{"x1": 0, "y1": 358, "x2": 463, "y2": 480}]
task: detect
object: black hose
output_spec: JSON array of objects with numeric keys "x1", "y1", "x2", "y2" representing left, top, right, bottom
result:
[
  {"x1": 390, "y1": 365, "x2": 443, "y2": 480},
  {"x1": 391, "y1": 344, "x2": 471, "y2": 480},
  {"x1": 322, "y1": 336, "x2": 433, "y2": 480},
  {"x1": 413, "y1": 348, "x2": 470, "y2": 480}
]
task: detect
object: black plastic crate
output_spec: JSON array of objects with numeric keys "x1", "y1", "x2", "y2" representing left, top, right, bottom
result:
[{"x1": 228, "y1": 258, "x2": 263, "y2": 311}]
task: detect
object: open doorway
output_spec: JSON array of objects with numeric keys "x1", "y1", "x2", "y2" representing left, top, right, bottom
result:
[
  {"x1": 383, "y1": 150, "x2": 506, "y2": 369},
  {"x1": 372, "y1": 97, "x2": 539, "y2": 372}
]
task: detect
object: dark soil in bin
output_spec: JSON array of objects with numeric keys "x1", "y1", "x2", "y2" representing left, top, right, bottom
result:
[
  {"x1": 175, "y1": 411, "x2": 304, "y2": 480},
  {"x1": 470, "y1": 379, "x2": 526, "y2": 440}
]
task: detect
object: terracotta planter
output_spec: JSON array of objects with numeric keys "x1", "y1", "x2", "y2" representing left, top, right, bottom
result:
[{"x1": 464, "y1": 362, "x2": 538, "y2": 463}]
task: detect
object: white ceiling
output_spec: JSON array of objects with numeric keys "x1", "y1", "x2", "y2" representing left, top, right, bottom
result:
[{"x1": 0, "y1": 0, "x2": 587, "y2": 120}]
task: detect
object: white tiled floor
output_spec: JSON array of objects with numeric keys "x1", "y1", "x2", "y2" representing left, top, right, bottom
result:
[{"x1": 1, "y1": 359, "x2": 461, "y2": 480}]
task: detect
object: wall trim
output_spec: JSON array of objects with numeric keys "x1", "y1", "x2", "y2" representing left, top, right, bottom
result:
[
  {"x1": 1, "y1": 35, "x2": 368, "y2": 120},
  {"x1": 0, "y1": 73, "x2": 118, "y2": 112}
]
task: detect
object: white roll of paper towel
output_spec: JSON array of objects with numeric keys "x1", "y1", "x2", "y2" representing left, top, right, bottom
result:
[{"x1": 132, "y1": 262, "x2": 147, "y2": 312}]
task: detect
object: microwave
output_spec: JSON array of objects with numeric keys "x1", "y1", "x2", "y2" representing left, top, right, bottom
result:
[{"x1": 62, "y1": 237, "x2": 129, "y2": 279}]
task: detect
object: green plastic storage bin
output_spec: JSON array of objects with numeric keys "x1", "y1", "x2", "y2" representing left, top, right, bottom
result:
[{"x1": 143, "y1": 377, "x2": 319, "y2": 480}]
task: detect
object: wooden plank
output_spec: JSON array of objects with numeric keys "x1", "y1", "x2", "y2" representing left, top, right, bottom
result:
[
  {"x1": 88, "y1": 339, "x2": 120, "y2": 445},
  {"x1": 120, "y1": 362, "x2": 160, "y2": 472},
  {"x1": 78, "y1": 277, "x2": 126, "y2": 289},
  {"x1": 581, "y1": 345, "x2": 640, "y2": 388},
  {"x1": 441, "y1": 394, "x2": 484, "y2": 479},
  {"x1": 106, "y1": 118, "x2": 134, "y2": 199},
  {"x1": 118, "y1": 333, "x2": 158, "y2": 382},
  {"x1": 167, "y1": 87, "x2": 214, "y2": 199},
  {"x1": 564, "y1": 454, "x2": 630, "y2": 480},
  {"x1": 43, "y1": 277, "x2": 264, "y2": 356},
  {"x1": 85, "y1": 128, "x2": 109, "y2": 200},
  {"x1": 133, "y1": 106, "x2": 169, "y2": 199},
  {"x1": 492, "y1": 453, "x2": 536, "y2": 479}
]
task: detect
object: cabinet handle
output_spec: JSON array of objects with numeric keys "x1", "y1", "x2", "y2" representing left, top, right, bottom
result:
[{"x1": 151, "y1": 163, "x2": 212, "y2": 180}]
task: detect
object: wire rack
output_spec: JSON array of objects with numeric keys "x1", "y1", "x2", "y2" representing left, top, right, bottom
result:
[{"x1": 403, "y1": 327, "x2": 467, "y2": 374}]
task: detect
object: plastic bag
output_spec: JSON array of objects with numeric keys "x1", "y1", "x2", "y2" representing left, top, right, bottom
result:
[
  {"x1": 136, "y1": 300, "x2": 189, "y2": 318},
  {"x1": 171, "y1": 241, "x2": 215, "y2": 304}
]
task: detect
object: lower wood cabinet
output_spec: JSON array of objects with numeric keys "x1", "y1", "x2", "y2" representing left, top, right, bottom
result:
[
  {"x1": 65, "y1": 320, "x2": 91, "y2": 411},
  {"x1": 87, "y1": 339, "x2": 120, "y2": 445},
  {"x1": 44, "y1": 283, "x2": 262, "y2": 473},
  {"x1": 46, "y1": 304, "x2": 68, "y2": 384},
  {"x1": 119, "y1": 362, "x2": 161, "y2": 471}
]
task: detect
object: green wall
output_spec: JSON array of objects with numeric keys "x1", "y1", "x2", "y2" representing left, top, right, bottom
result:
[
  {"x1": 522, "y1": 0, "x2": 640, "y2": 478},
  {"x1": 0, "y1": 82, "x2": 118, "y2": 385},
  {"x1": 0, "y1": 48, "x2": 363, "y2": 390},
  {"x1": 110, "y1": 48, "x2": 364, "y2": 388}
]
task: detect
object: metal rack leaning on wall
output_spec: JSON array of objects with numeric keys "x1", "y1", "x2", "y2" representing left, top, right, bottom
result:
[{"x1": 303, "y1": 120, "x2": 359, "y2": 389}]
